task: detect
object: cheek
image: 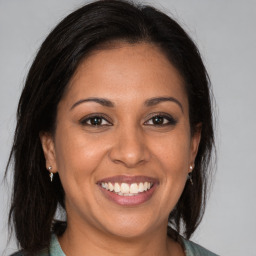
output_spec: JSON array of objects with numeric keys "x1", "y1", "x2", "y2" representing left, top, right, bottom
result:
[
  {"x1": 55, "y1": 124, "x2": 103, "y2": 168},
  {"x1": 150, "y1": 130, "x2": 191, "y2": 173},
  {"x1": 149, "y1": 131, "x2": 191, "y2": 205},
  {"x1": 53, "y1": 126, "x2": 107, "y2": 194}
]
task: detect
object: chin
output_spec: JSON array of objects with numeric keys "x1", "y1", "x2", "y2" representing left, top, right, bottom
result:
[{"x1": 99, "y1": 211, "x2": 159, "y2": 239}]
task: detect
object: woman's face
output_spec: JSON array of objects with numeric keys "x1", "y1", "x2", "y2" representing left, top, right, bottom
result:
[{"x1": 41, "y1": 42, "x2": 200, "y2": 239}]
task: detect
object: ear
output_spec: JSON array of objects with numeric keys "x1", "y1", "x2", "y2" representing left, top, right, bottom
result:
[
  {"x1": 40, "y1": 132, "x2": 58, "y2": 173},
  {"x1": 189, "y1": 123, "x2": 202, "y2": 169}
]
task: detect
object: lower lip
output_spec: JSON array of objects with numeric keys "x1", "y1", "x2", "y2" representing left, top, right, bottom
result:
[{"x1": 98, "y1": 184, "x2": 157, "y2": 206}]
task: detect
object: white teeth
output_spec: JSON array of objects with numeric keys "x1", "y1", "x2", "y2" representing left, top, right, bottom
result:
[
  {"x1": 143, "y1": 182, "x2": 148, "y2": 191},
  {"x1": 101, "y1": 181, "x2": 153, "y2": 196},
  {"x1": 121, "y1": 183, "x2": 130, "y2": 193},
  {"x1": 114, "y1": 183, "x2": 121, "y2": 193},
  {"x1": 108, "y1": 182, "x2": 114, "y2": 191},
  {"x1": 130, "y1": 183, "x2": 138, "y2": 194},
  {"x1": 138, "y1": 182, "x2": 144, "y2": 192}
]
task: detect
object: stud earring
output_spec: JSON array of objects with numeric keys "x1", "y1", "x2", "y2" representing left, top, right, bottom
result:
[
  {"x1": 47, "y1": 166, "x2": 54, "y2": 182},
  {"x1": 188, "y1": 165, "x2": 193, "y2": 185}
]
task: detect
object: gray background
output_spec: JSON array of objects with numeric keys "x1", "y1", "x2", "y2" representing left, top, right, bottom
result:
[{"x1": 1, "y1": 0, "x2": 255, "y2": 255}]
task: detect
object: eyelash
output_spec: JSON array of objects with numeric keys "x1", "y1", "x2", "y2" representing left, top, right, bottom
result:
[
  {"x1": 144, "y1": 112, "x2": 177, "y2": 127},
  {"x1": 79, "y1": 113, "x2": 177, "y2": 127},
  {"x1": 80, "y1": 113, "x2": 112, "y2": 126}
]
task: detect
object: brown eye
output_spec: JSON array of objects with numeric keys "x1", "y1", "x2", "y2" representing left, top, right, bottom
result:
[
  {"x1": 89, "y1": 117, "x2": 103, "y2": 126},
  {"x1": 80, "y1": 114, "x2": 112, "y2": 126},
  {"x1": 152, "y1": 116, "x2": 164, "y2": 125},
  {"x1": 144, "y1": 113, "x2": 177, "y2": 126}
]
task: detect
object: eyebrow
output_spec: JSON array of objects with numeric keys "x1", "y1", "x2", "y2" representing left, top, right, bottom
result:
[
  {"x1": 145, "y1": 97, "x2": 183, "y2": 112},
  {"x1": 70, "y1": 97, "x2": 115, "y2": 110},
  {"x1": 70, "y1": 96, "x2": 183, "y2": 112}
]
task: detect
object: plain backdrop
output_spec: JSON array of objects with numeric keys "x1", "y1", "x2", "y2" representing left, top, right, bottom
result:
[{"x1": 0, "y1": 1, "x2": 255, "y2": 255}]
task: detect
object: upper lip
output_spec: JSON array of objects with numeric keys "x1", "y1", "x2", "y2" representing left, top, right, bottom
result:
[{"x1": 97, "y1": 175, "x2": 159, "y2": 184}]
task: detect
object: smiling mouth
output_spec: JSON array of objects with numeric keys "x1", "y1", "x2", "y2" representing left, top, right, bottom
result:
[
  {"x1": 97, "y1": 175, "x2": 158, "y2": 206},
  {"x1": 99, "y1": 181, "x2": 153, "y2": 196}
]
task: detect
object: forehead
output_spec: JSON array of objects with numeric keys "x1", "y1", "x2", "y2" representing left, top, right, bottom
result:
[{"x1": 63, "y1": 42, "x2": 188, "y2": 109}]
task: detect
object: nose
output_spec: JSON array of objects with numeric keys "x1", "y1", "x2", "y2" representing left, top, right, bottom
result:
[{"x1": 108, "y1": 126, "x2": 150, "y2": 168}]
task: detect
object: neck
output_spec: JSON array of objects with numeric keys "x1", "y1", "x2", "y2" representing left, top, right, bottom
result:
[{"x1": 58, "y1": 218, "x2": 184, "y2": 256}]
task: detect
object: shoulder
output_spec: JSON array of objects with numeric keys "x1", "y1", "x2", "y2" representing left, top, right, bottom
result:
[
  {"x1": 182, "y1": 238, "x2": 220, "y2": 256},
  {"x1": 9, "y1": 234, "x2": 63, "y2": 256},
  {"x1": 9, "y1": 248, "x2": 49, "y2": 256},
  {"x1": 9, "y1": 252, "x2": 23, "y2": 256}
]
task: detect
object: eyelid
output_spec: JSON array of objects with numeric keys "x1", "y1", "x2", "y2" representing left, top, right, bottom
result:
[
  {"x1": 143, "y1": 112, "x2": 177, "y2": 126},
  {"x1": 79, "y1": 113, "x2": 113, "y2": 126},
  {"x1": 79, "y1": 112, "x2": 177, "y2": 127}
]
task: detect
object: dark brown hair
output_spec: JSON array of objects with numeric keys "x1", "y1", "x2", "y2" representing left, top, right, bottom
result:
[{"x1": 7, "y1": 0, "x2": 215, "y2": 254}]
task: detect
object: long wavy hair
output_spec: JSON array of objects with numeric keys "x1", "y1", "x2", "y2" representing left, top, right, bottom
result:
[{"x1": 7, "y1": 0, "x2": 215, "y2": 254}]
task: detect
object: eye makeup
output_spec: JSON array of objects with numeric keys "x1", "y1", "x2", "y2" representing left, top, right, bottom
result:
[
  {"x1": 79, "y1": 113, "x2": 112, "y2": 127},
  {"x1": 144, "y1": 112, "x2": 178, "y2": 127},
  {"x1": 78, "y1": 111, "x2": 177, "y2": 130}
]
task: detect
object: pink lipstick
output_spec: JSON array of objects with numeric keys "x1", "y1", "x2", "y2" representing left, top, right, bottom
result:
[{"x1": 97, "y1": 175, "x2": 159, "y2": 206}]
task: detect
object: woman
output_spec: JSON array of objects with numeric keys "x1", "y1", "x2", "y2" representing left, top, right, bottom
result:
[{"x1": 8, "y1": 0, "x2": 217, "y2": 255}]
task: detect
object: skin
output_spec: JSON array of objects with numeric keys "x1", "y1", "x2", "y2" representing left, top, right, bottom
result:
[{"x1": 41, "y1": 42, "x2": 201, "y2": 256}]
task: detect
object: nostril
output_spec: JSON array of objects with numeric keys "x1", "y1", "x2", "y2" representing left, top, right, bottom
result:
[
  {"x1": 108, "y1": 144, "x2": 149, "y2": 168},
  {"x1": 107, "y1": 128, "x2": 151, "y2": 167}
]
